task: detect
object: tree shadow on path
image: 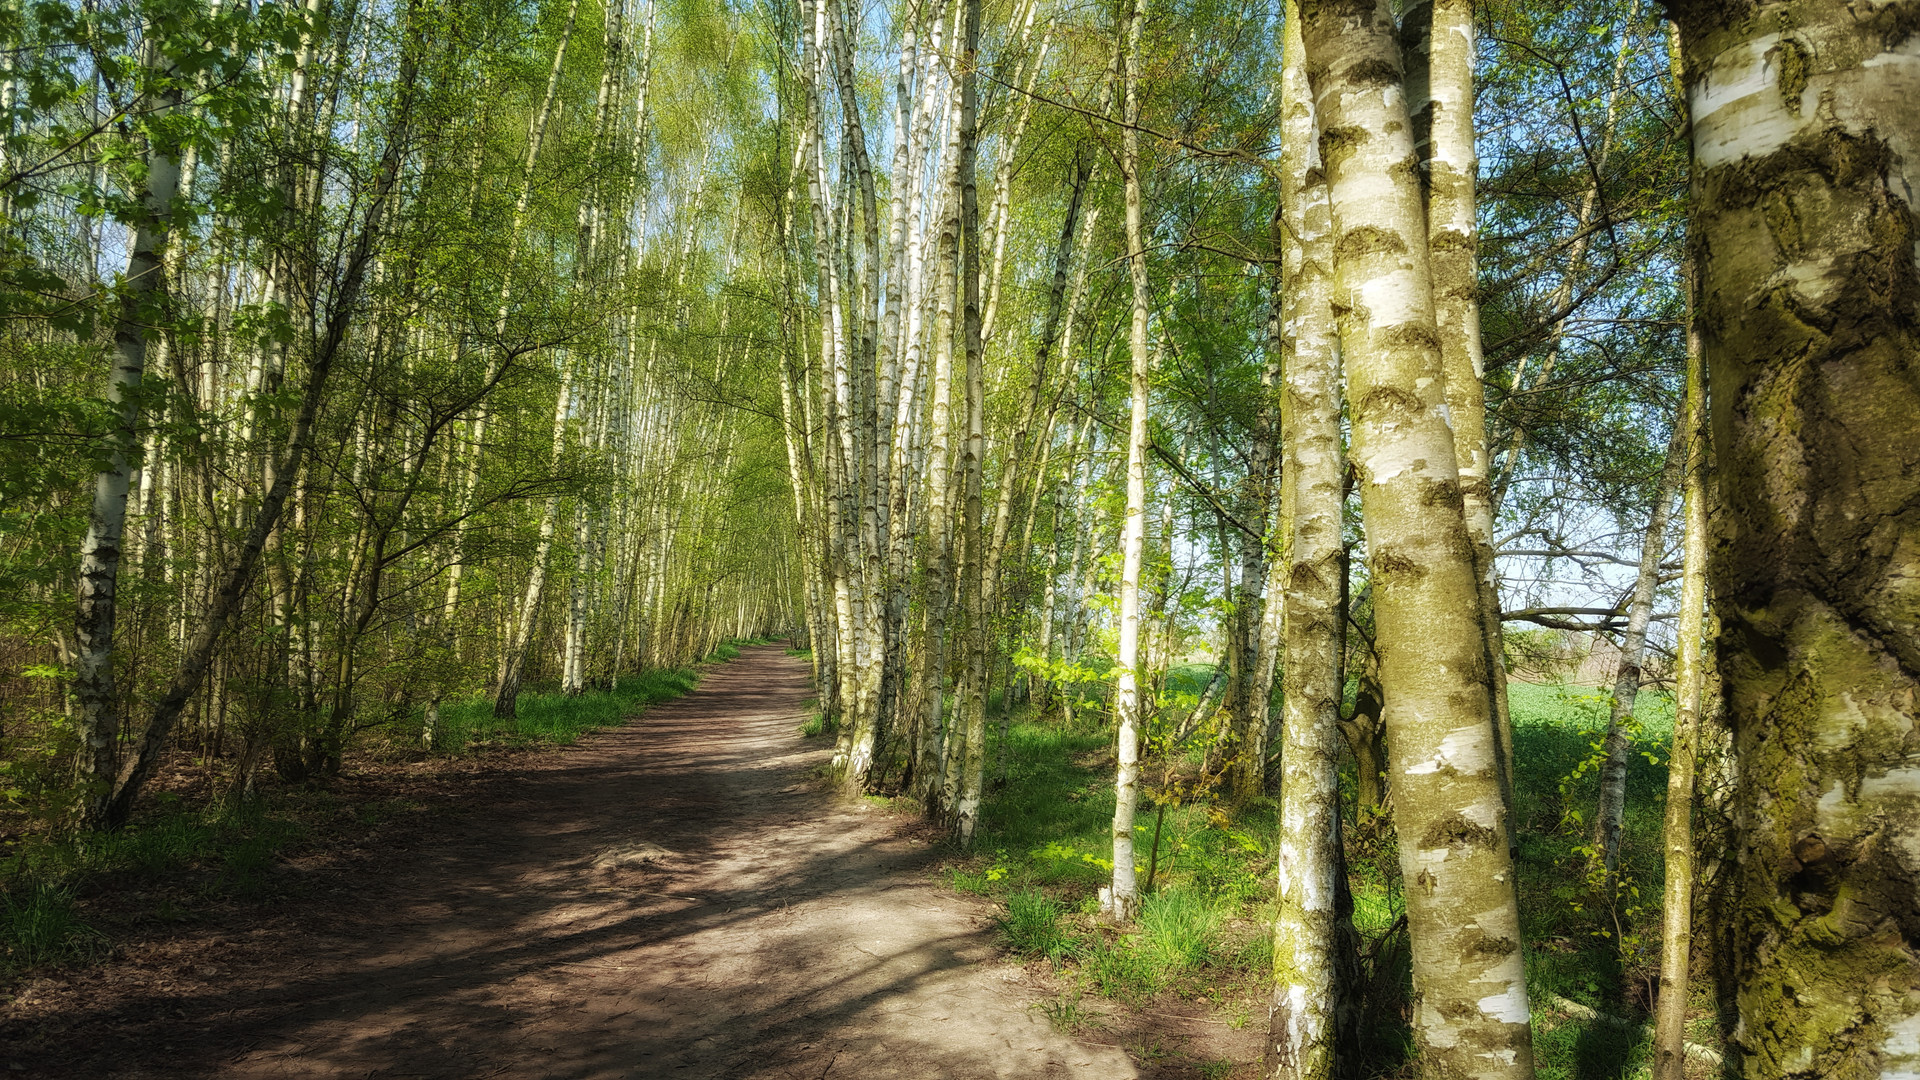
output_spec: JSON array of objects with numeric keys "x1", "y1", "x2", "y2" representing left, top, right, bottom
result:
[{"x1": 7, "y1": 647, "x2": 1137, "y2": 1080}]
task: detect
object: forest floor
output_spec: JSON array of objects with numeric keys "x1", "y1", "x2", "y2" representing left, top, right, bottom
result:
[{"x1": 1, "y1": 645, "x2": 1259, "y2": 1079}]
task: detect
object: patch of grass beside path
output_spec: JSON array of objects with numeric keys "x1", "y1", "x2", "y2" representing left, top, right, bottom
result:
[
  {"x1": 936, "y1": 715, "x2": 1277, "y2": 1019},
  {"x1": 1, "y1": 661, "x2": 714, "y2": 977},
  {"x1": 702, "y1": 635, "x2": 777, "y2": 664},
  {"x1": 935, "y1": 679, "x2": 1697, "y2": 1078},
  {"x1": 429, "y1": 666, "x2": 701, "y2": 754}
]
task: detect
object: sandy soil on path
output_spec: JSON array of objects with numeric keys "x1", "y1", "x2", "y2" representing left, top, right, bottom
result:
[{"x1": 8, "y1": 646, "x2": 1140, "y2": 1079}]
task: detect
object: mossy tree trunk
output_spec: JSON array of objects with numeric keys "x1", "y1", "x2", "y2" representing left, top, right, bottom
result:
[
  {"x1": 1665, "y1": 0, "x2": 1920, "y2": 1073},
  {"x1": 1653, "y1": 253, "x2": 1710, "y2": 1080},
  {"x1": 1297, "y1": 0, "x2": 1536, "y2": 1072},
  {"x1": 1267, "y1": 3, "x2": 1347, "y2": 1074}
]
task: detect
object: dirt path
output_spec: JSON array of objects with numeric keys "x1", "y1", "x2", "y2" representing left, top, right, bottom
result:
[{"x1": 10, "y1": 646, "x2": 1138, "y2": 1079}]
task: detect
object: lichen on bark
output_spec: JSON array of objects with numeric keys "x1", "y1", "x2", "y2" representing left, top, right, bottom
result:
[
  {"x1": 1298, "y1": 0, "x2": 1536, "y2": 1074},
  {"x1": 1666, "y1": 0, "x2": 1920, "y2": 1073}
]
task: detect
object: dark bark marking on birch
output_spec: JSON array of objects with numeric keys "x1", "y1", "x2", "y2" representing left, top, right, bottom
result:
[
  {"x1": 1417, "y1": 477, "x2": 1464, "y2": 511},
  {"x1": 1354, "y1": 383, "x2": 1423, "y2": 417},
  {"x1": 1771, "y1": 36, "x2": 1810, "y2": 113},
  {"x1": 1420, "y1": 812, "x2": 1501, "y2": 851},
  {"x1": 1381, "y1": 322, "x2": 1443, "y2": 353},
  {"x1": 1369, "y1": 551, "x2": 1423, "y2": 579},
  {"x1": 1345, "y1": 58, "x2": 1402, "y2": 89},
  {"x1": 1336, "y1": 225, "x2": 1409, "y2": 258}
]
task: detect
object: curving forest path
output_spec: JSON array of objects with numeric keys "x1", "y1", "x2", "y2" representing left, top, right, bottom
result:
[{"x1": 8, "y1": 645, "x2": 1137, "y2": 1079}]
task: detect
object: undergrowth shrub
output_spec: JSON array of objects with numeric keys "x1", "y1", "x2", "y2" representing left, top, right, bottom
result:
[
  {"x1": 0, "y1": 880, "x2": 106, "y2": 970},
  {"x1": 998, "y1": 889, "x2": 1065, "y2": 959},
  {"x1": 1138, "y1": 887, "x2": 1220, "y2": 973}
]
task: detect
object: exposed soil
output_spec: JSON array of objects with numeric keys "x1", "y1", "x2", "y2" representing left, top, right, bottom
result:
[{"x1": 2, "y1": 646, "x2": 1244, "y2": 1079}]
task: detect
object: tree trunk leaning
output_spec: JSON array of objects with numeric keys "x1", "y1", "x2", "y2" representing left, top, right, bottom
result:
[
  {"x1": 1297, "y1": 0, "x2": 1536, "y2": 1072},
  {"x1": 1593, "y1": 423, "x2": 1684, "y2": 873}
]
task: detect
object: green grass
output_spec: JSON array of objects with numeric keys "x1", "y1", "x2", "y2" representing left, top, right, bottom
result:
[
  {"x1": 1136, "y1": 886, "x2": 1222, "y2": 972},
  {"x1": 1161, "y1": 662, "x2": 1218, "y2": 699},
  {"x1": 704, "y1": 636, "x2": 775, "y2": 664},
  {"x1": 0, "y1": 880, "x2": 107, "y2": 969},
  {"x1": 953, "y1": 678, "x2": 1689, "y2": 1078},
  {"x1": 1505, "y1": 682, "x2": 1678, "y2": 1080},
  {"x1": 1033, "y1": 981, "x2": 1095, "y2": 1033},
  {"x1": 997, "y1": 888, "x2": 1067, "y2": 959},
  {"x1": 0, "y1": 799, "x2": 301, "y2": 972},
  {"x1": 429, "y1": 667, "x2": 700, "y2": 753},
  {"x1": 798, "y1": 708, "x2": 835, "y2": 738},
  {"x1": 4, "y1": 798, "x2": 306, "y2": 895},
  {"x1": 949, "y1": 714, "x2": 1279, "y2": 1010},
  {"x1": 1081, "y1": 932, "x2": 1162, "y2": 1004}
]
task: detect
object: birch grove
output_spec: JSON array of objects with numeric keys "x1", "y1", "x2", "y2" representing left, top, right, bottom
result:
[{"x1": 3, "y1": 0, "x2": 1914, "y2": 1075}]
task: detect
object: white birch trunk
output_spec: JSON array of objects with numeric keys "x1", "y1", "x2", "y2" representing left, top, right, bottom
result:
[
  {"x1": 74, "y1": 34, "x2": 183, "y2": 828},
  {"x1": 1104, "y1": 0, "x2": 1150, "y2": 923},
  {"x1": 1297, "y1": 0, "x2": 1535, "y2": 1070},
  {"x1": 1266, "y1": 4, "x2": 1344, "y2": 1073}
]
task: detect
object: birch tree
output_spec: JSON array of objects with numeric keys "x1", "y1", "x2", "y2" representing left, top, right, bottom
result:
[
  {"x1": 1266, "y1": 3, "x2": 1348, "y2": 1073},
  {"x1": 73, "y1": 26, "x2": 184, "y2": 829},
  {"x1": 1665, "y1": 0, "x2": 1920, "y2": 1071},
  {"x1": 1297, "y1": 0, "x2": 1535, "y2": 1070},
  {"x1": 1103, "y1": 0, "x2": 1152, "y2": 923}
]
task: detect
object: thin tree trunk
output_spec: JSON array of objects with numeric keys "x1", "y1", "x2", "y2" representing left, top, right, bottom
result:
[
  {"x1": 1593, "y1": 424, "x2": 1685, "y2": 873},
  {"x1": 952, "y1": 0, "x2": 988, "y2": 847},
  {"x1": 1232, "y1": 195, "x2": 1285, "y2": 805},
  {"x1": 1652, "y1": 255, "x2": 1708, "y2": 1080},
  {"x1": 74, "y1": 35, "x2": 184, "y2": 829},
  {"x1": 1104, "y1": 0, "x2": 1149, "y2": 923}
]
